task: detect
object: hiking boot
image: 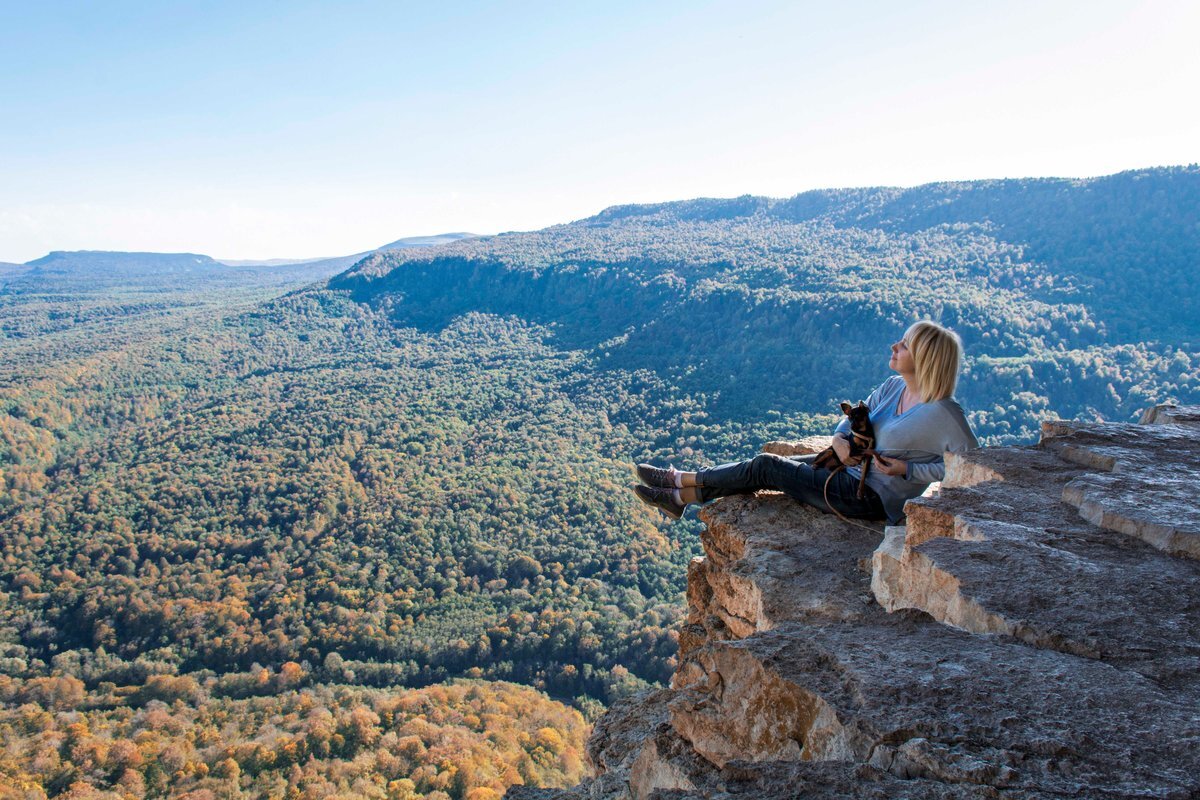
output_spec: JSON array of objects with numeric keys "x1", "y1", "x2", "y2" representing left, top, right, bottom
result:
[
  {"x1": 633, "y1": 484, "x2": 686, "y2": 520},
  {"x1": 634, "y1": 462, "x2": 678, "y2": 488}
]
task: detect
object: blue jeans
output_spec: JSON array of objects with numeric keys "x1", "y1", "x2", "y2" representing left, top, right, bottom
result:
[{"x1": 695, "y1": 453, "x2": 886, "y2": 520}]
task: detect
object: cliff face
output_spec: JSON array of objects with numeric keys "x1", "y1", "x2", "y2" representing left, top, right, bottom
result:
[{"x1": 510, "y1": 407, "x2": 1200, "y2": 799}]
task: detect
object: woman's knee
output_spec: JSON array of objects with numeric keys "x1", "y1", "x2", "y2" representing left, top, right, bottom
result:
[{"x1": 749, "y1": 452, "x2": 790, "y2": 480}]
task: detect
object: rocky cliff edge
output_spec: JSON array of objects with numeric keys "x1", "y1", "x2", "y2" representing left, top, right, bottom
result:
[{"x1": 510, "y1": 406, "x2": 1200, "y2": 799}]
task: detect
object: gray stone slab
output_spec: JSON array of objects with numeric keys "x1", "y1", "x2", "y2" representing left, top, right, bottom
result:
[{"x1": 672, "y1": 619, "x2": 1200, "y2": 797}]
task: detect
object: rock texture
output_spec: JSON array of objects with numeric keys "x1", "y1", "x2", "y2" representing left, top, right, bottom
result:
[
  {"x1": 1140, "y1": 403, "x2": 1200, "y2": 426},
  {"x1": 509, "y1": 408, "x2": 1200, "y2": 799}
]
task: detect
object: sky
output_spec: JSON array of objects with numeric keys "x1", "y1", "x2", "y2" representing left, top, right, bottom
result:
[{"x1": 1, "y1": 0, "x2": 1197, "y2": 263}]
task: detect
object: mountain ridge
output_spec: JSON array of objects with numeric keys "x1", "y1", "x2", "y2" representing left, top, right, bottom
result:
[
  {"x1": 576, "y1": 164, "x2": 1200, "y2": 227},
  {"x1": 25, "y1": 250, "x2": 221, "y2": 269},
  {"x1": 15, "y1": 230, "x2": 483, "y2": 271},
  {"x1": 328, "y1": 165, "x2": 1200, "y2": 443},
  {"x1": 2, "y1": 233, "x2": 484, "y2": 294}
]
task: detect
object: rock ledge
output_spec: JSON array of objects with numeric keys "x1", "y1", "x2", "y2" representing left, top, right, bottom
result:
[{"x1": 509, "y1": 408, "x2": 1200, "y2": 799}]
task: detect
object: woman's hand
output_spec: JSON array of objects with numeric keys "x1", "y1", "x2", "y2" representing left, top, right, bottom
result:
[
  {"x1": 830, "y1": 434, "x2": 861, "y2": 466},
  {"x1": 873, "y1": 454, "x2": 907, "y2": 477}
]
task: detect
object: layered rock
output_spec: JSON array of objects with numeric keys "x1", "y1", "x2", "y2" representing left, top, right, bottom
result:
[{"x1": 510, "y1": 408, "x2": 1200, "y2": 799}]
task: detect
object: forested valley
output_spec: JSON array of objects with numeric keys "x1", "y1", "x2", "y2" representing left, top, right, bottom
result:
[{"x1": 1, "y1": 166, "x2": 1197, "y2": 799}]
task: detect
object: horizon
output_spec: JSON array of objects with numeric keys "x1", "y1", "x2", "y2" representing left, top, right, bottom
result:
[
  {"x1": 3, "y1": 0, "x2": 1198, "y2": 263},
  {"x1": 8, "y1": 163, "x2": 1193, "y2": 264},
  {"x1": 6, "y1": 162, "x2": 1196, "y2": 265}
]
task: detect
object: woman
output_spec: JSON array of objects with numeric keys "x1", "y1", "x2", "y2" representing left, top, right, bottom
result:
[{"x1": 632, "y1": 320, "x2": 978, "y2": 526}]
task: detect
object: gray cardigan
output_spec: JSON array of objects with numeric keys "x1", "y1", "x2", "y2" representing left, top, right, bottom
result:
[{"x1": 835, "y1": 375, "x2": 978, "y2": 524}]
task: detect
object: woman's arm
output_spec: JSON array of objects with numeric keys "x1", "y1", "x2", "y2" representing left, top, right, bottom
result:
[
  {"x1": 830, "y1": 434, "x2": 857, "y2": 465},
  {"x1": 872, "y1": 453, "x2": 918, "y2": 478},
  {"x1": 904, "y1": 459, "x2": 944, "y2": 483},
  {"x1": 898, "y1": 405, "x2": 979, "y2": 483}
]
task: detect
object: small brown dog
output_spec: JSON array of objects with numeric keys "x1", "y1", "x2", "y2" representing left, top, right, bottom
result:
[{"x1": 812, "y1": 401, "x2": 876, "y2": 498}]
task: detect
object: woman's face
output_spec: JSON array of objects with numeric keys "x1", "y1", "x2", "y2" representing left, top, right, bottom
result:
[{"x1": 889, "y1": 337, "x2": 916, "y2": 375}]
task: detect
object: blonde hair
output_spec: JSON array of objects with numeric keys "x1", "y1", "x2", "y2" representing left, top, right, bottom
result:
[{"x1": 904, "y1": 320, "x2": 963, "y2": 403}]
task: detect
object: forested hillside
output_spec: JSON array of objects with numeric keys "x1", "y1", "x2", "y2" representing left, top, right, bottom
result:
[
  {"x1": 1, "y1": 166, "x2": 1197, "y2": 798},
  {"x1": 333, "y1": 165, "x2": 1200, "y2": 443},
  {"x1": 0, "y1": 275, "x2": 700, "y2": 798}
]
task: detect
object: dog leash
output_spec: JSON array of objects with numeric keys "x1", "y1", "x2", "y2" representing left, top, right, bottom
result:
[{"x1": 821, "y1": 457, "x2": 885, "y2": 534}]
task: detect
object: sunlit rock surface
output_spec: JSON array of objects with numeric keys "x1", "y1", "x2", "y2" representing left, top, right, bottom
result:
[{"x1": 510, "y1": 407, "x2": 1200, "y2": 799}]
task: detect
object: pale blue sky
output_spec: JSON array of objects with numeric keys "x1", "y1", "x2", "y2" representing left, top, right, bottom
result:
[{"x1": 1, "y1": 0, "x2": 1197, "y2": 262}]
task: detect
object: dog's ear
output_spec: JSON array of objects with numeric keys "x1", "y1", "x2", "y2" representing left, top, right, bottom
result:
[
  {"x1": 856, "y1": 401, "x2": 869, "y2": 410},
  {"x1": 840, "y1": 401, "x2": 853, "y2": 415}
]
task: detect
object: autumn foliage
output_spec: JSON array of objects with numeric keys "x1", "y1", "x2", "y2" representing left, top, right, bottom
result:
[{"x1": 0, "y1": 675, "x2": 586, "y2": 799}]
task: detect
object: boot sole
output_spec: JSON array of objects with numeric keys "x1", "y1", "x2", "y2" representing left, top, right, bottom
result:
[{"x1": 632, "y1": 485, "x2": 684, "y2": 520}]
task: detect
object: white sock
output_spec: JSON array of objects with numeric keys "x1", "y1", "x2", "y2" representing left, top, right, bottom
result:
[
  {"x1": 674, "y1": 470, "x2": 685, "y2": 489},
  {"x1": 673, "y1": 489, "x2": 685, "y2": 505}
]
